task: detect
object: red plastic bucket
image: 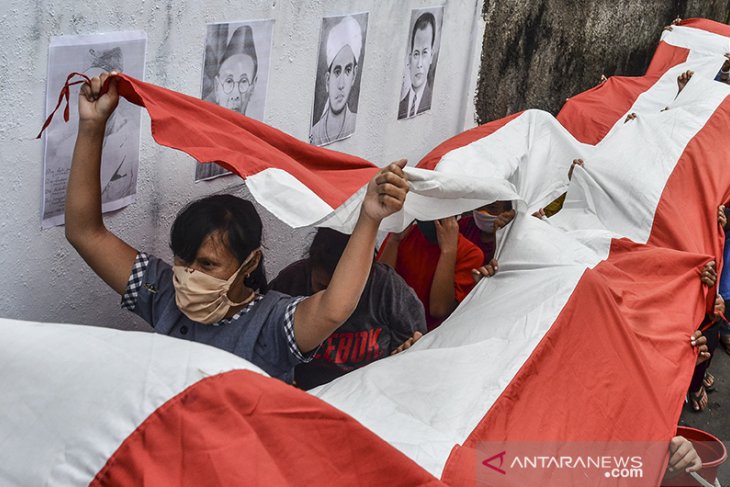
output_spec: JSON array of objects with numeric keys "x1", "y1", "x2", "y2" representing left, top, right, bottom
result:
[{"x1": 661, "y1": 426, "x2": 727, "y2": 486}]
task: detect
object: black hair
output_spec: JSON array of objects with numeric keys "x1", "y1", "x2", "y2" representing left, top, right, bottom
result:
[
  {"x1": 410, "y1": 12, "x2": 436, "y2": 51},
  {"x1": 489, "y1": 200, "x2": 513, "y2": 213},
  {"x1": 170, "y1": 194, "x2": 267, "y2": 291},
  {"x1": 308, "y1": 228, "x2": 351, "y2": 277}
]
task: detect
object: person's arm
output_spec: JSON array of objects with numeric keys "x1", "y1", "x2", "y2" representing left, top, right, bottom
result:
[
  {"x1": 711, "y1": 293, "x2": 725, "y2": 323},
  {"x1": 65, "y1": 72, "x2": 137, "y2": 295},
  {"x1": 429, "y1": 217, "x2": 459, "y2": 319},
  {"x1": 719, "y1": 53, "x2": 729, "y2": 82},
  {"x1": 293, "y1": 160, "x2": 409, "y2": 353}
]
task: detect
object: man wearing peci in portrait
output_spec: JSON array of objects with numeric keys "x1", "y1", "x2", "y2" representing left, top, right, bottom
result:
[
  {"x1": 398, "y1": 12, "x2": 436, "y2": 120},
  {"x1": 199, "y1": 24, "x2": 258, "y2": 180},
  {"x1": 310, "y1": 16, "x2": 362, "y2": 147},
  {"x1": 204, "y1": 24, "x2": 258, "y2": 117}
]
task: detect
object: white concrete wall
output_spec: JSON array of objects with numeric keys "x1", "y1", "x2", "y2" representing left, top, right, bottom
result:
[{"x1": 0, "y1": 0, "x2": 484, "y2": 330}]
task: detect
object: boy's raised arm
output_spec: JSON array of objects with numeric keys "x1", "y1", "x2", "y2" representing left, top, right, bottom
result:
[
  {"x1": 293, "y1": 160, "x2": 409, "y2": 352},
  {"x1": 65, "y1": 72, "x2": 137, "y2": 296}
]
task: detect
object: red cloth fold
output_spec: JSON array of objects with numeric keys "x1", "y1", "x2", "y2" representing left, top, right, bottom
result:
[{"x1": 39, "y1": 73, "x2": 379, "y2": 209}]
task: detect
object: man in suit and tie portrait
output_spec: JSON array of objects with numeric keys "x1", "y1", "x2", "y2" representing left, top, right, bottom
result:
[{"x1": 398, "y1": 11, "x2": 440, "y2": 120}]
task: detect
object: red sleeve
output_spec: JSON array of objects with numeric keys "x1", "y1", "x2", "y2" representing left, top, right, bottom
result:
[
  {"x1": 375, "y1": 235, "x2": 392, "y2": 261},
  {"x1": 453, "y1": 236, "x2": 485, "y2": 302}
]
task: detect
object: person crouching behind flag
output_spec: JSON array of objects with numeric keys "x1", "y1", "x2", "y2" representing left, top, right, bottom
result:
[
  {"x1": 270, "y1": 228, "x2": 427, "y2": 389},
  {"x1": 64, "y1": 71, "x2": 410, "y2": 384},
  {"x1": 377, "y1": 216, "x2": 484, "y2": 330}
]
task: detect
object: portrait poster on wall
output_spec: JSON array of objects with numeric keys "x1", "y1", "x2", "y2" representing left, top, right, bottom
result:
[
  {"x1": 397, "y1": 6, "x2": 444, "y2": 120},
  {"x1": 197, "y1": 19, "x2": 275, "y2": 181},
  {"x1": 310, "y1": 12, "x2": 369, "y2": 147},
  {"x1": 42, "y1": 31, "x2": 146, "y2": 229}
]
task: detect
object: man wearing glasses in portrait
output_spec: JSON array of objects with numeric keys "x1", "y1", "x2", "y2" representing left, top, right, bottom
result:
[
  {"x1": 207, "y1": 24, "x2": 258, "y2": 116},
  {"x1": 198, "y1": 24, "x2": 259, "y2": 180}
]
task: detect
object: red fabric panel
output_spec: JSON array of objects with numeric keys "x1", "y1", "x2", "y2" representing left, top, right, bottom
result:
[
  {"x1": 679, "y1": 18, "x2": 730, "y2": 37},
  {"x1": 116, "y1": 74, "x2": 379, "y2": 209},
  {"x1": 416, "y1": 112, "x2": 523, "y2": 169},
  {"x1": 441, "y1": 90, "x2": 730, "y2": 487},
  {"x1": 557, "y1": 42, "x2": 689, "y2": 145},
  {"x1": 91, "y1": 370, "x2": 443, "y2": 487}
]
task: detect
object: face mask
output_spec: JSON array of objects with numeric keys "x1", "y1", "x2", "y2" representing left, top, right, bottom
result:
[
  {"x1": 416, "y1": 220, "x2": 438, "y2": 243},
  {"x1": 172, "y1": 249, "x2": 259, "y2": 324},
  {"x1": 473, "y1": 210, "x2": 498, "y2": 233}
]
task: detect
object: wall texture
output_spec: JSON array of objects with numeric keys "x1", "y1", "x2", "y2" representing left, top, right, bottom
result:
[
  {"x1": 0, "y1": 0, "x2": 483, "y2": 330},
  {"x1": 475, "y1": 0, "x2": 730, "y2": 123}
]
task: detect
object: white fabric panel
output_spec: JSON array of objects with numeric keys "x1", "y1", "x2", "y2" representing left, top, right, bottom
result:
[
  {"x1": 435, "y1": 110, "x2": 594, "y2": 213},
  {"x1": 596, "y1": 25, "x2": 729, "y2": 146},
  {"x1": 661, "y1": 25, "x2": 730, "y2": 56},
  {"x1": 311, "y1": 167, "x2": 521, "y2": 234},
  {"x1": 246, "y1": 167, "x2": 335, "y2": 228},
  {"x1": 622, "y1": 52, "x2": 727, "y2": 122},
  {"x1": 0, "y1": 319, "x2": 262, "y2": 487},
  {"x1": 564, "y1": 76, "x2": 730, "y2": 244},
  {"x1": 247, "y1": 166, "x2": 521, "y2": 234},
  {"x1": 316, "y1": 111, "x2": 593, "y2": 234}
]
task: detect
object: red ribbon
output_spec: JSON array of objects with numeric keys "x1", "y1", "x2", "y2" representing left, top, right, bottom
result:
[{"x1": 36, "y1": 72, "x2": 91, "y2": 139}]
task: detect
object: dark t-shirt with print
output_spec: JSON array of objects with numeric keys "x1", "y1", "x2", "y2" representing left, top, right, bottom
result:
[{"x1": 269, "y1": 259, "x2": 427, "y2": 389}]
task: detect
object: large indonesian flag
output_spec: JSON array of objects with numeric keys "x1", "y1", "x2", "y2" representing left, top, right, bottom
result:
[{"x1": 7, "y1": 18, "x2": 730, "y2": 486}]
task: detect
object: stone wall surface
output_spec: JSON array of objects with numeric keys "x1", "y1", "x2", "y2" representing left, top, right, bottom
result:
[{"x1": 475, "y1": 0, "x2": 730, "y2": 123}]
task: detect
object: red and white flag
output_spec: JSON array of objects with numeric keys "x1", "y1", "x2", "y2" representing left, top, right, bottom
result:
[{"x1": 11, "y1": 17, "x2": 730, "y2": 487}]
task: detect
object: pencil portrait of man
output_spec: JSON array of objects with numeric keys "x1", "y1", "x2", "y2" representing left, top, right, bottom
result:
[
  {"x1": 398, "y1": 8, "x2": 444, "y2": 120},
  {"x1": 310, "y1": 13, "x2": 368, "y2": 147},
  {"x1": 198, "y1": 20, "x2": 274, "y2": 181}
]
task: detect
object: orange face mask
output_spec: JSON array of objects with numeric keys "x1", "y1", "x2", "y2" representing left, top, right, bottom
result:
[{"x1": 172, "y1": 249, "x2": 259, "y2": 324}]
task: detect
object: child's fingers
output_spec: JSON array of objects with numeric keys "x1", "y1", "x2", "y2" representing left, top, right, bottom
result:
[
  {"x1": 378, "y1": 194, "x2": 405, "y2": 211},
  {"x1": 391, "y1": 158, "x2": 407, "y2": 170},
  {"x1": 381, "y1": 159, "x2": 407, "y2": 179},
  {"x1": 668, "y1": 440, "x2": 691, "y2": 468},
  {"x1": 80, "y1": 83, "x2": 92, "y2": 101},
  {"x1": 106, "y1": 74, "x2": 119, "y2": 97},
  {"x1": 90, "y1": 76, "x2": 102, "y2": 99},
  {"x1": 376, "y1": 169, "x2": 409, "y2": 190},
  {"x1": 376, "y1": 183, "x2": 407, "y2": 204}
]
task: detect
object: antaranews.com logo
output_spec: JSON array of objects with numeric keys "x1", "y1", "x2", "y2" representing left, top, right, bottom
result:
[
  {"x1": 484, "y1": 451, "x2": 643, "y2": 477},
  {"x1": 476, "y1": 442, "x2": 669, "y2": 486}
]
